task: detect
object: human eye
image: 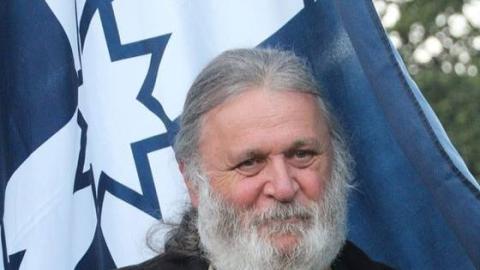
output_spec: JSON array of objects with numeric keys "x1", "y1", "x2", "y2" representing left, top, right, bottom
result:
[
  {"x1": 236, "y1": 157, "x2": 265, "y2": 176},
  {"x1": 288, "y1": 150, "x2": 317, "y2": 167}
]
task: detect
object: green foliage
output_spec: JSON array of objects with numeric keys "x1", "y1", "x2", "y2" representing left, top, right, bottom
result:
[
  {"x1": 413, "y1": 66, "x2": 480, "y2": 179},
  {"x1": 395, "y1": 0, "x2": 463, "y2": 35},
  {"x1": 377, "y1": 0, "x2": 480, "y2": 181}
]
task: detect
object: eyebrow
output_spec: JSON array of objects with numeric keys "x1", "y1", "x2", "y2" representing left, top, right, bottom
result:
[
  {"x1": 229, "y1": 138, "x2": 326, "y2": 164},
  {"x1": 235, "y1": 150, "x2": 267, "y2": 162},
  {"x1": 289, "y1": 138, "x2": 324, "y2": 151},
  {"x1": 226, "y1": 149, "x2": 266, "y2": 169}
]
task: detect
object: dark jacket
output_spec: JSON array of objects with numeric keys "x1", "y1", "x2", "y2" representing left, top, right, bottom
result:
[{"x1": 119, "y1": 241, "x2": 394, "y2": 270}]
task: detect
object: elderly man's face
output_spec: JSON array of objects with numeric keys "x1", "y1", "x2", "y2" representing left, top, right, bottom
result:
[{"x1": 196, "y1": 88, "x2": 333, "y2": 251}]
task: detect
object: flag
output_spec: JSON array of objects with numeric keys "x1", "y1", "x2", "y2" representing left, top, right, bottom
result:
[{"x1": 1, "y1": 0, "x2": 479, "y2": 269}]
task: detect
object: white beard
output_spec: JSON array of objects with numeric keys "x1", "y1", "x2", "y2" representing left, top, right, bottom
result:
[{"x1": 196, "y1": 167, "x2": 348, "y2": 270}]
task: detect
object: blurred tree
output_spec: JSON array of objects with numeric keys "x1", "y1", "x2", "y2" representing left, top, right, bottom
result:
[{"x1": 374, "y1": 0, "x2": 480, "y2": 181}]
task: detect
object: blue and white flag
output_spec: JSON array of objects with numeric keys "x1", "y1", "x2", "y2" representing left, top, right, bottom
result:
[{"x1": 1, "y1": 0, "x2": 479, "y2": 269}]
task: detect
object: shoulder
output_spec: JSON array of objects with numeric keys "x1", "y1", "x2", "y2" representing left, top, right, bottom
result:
[
  {"x1": 332, "y1": 241, "x2": 395, "y2": 270},
  {"x1": 117, "y1": 252, "x2": 209, "y2": 270}
]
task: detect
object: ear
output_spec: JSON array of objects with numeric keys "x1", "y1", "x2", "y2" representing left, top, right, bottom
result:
[{"x1": 179, "y1": 161, "x2": 199, "y2": 208}]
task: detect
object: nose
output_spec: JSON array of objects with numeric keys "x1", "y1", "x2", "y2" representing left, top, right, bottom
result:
[{"x1": 263, "y1": 157, "x2": 299, "y2": 202}]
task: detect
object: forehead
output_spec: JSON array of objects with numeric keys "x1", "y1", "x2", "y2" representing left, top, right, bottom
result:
[{"x1": 198, "y1": 88, "x2": 330, "y2": 156}]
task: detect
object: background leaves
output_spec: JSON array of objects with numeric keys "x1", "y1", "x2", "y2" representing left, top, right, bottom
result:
[{"x1": 375, "y1": 0, "x2": 480, "y2": 181}]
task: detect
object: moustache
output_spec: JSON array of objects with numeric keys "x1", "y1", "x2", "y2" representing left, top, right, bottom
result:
[{"x1": 249, "y1": 202, "x2": 317, "y2": 231}]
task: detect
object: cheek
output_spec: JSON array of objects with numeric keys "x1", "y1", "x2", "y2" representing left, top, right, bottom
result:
[
  {"x1": 295, "y1": 160, "x2": 332, "y2": 201},
  {"x1": 210, "y1": 173, "x2": 265, "y2": 207},
  {"x1": 296, "y1": 170, "x2": 327, "y2": 201}
]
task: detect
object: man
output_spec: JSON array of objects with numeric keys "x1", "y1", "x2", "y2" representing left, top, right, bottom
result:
[{"x1": 122, "y1": 48, "x2": 392, "y2": 270}]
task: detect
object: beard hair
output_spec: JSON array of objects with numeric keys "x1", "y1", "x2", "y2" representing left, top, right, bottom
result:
[{"x1": 196, "y1": 153, "x2": 349, "y2": 270}]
